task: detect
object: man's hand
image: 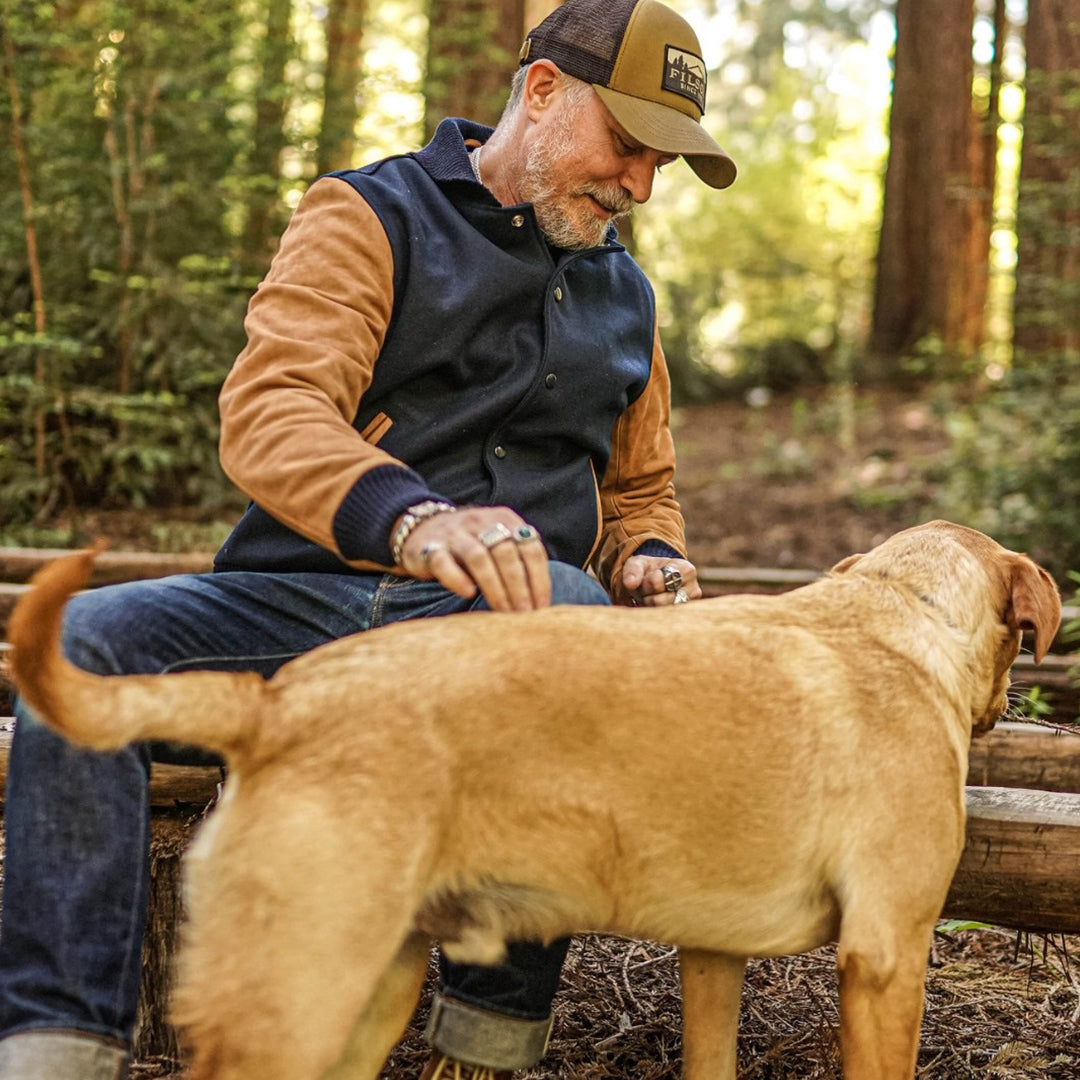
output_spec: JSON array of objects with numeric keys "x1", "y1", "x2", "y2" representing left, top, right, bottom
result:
[
  {"x1": 398, "y1": 507, "x2": 551, "y2": 612},
  {"x1": 619, "y1": 554, "x2": 700, "y2": 607}
]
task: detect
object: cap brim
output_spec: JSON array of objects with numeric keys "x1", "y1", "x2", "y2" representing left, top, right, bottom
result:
[{"x1": 593, "y1": 85, "x2": 737, "y2": 190}]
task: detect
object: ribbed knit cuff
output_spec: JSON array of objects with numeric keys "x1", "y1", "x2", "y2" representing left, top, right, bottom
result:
[
  {"x1": 634, "y1": 538, "x2": 684, "y2": 561},
  {"x1": 332, "y1": 464, "x2": 455, "y2": 565}
]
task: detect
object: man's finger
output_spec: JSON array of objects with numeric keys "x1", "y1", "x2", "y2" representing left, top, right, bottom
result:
[{"x1": 420, "y1": 542, "x2": 478, "y2": 601}]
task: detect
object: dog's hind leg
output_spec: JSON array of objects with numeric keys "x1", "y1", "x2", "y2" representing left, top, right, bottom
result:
[
  {"x1": 678, "y1": 948, "x2": 745, "y2": 1080},
  {"x1": 318, "y1": 931, "x2": 432, "y2": 1080},
  {"x1": 835, "y1": 914, "x2": 936, "y2": 1079},
  {"x1": 174, "y1": 794, "x2": 434, "y2": 1080}
]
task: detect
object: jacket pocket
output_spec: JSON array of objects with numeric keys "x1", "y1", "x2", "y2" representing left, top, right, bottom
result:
[{"x1": 359, "y1": 411, "x2": 393, "y2": 446}]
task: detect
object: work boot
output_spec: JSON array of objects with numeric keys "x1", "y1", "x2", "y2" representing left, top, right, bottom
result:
[{"x1": 417, "y1": 1051, "x2": 513, "y2": 1080}]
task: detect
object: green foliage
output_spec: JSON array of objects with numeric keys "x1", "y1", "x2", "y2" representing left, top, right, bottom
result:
[
  {"x1": 0, "y1": 0, "x2": 260, "y2": 532},
  {"x1": 937, "y1": 366, "x2": 1080, "y2": 579},
  {"x1": 1063, "y1": 571, "x2": 1080, "y2": 647},
  {"x1": 0, "y1": 365, "x2": 232, "y2": 526},
  {"x1": 637, "y1": 3, "x2": 888, "y2": 400},
  {"x1": 940, "y1": 61, "x2": 1080, "y2": 580},
  {"x1": 936, "y1": 919, "x2": 995, "y2": 933},
  {"x1": 1009, "y1": 684, "x2": 1055, "y2": 722}
]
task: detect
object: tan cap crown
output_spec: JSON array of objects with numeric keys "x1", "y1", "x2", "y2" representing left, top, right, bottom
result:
[{"x1": 519, "y1": 0, "x2": 736, "y2": 189}]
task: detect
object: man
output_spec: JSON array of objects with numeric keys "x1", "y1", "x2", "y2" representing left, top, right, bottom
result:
[{"x1": 0, "y1": 1, "x2": 734, "y2": 1078}]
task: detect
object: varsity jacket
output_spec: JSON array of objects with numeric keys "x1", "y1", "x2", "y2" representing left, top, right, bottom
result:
[{"x1": 214, "y1": 118, "x2": 686, "y2": 592}]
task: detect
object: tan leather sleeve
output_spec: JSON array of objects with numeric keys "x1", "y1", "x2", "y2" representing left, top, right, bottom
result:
[
  {"x1": 218, "y1": 177, "x2": 404, "y2": 556},
  {"x1": 593, "y1": 323, "x2": 687, "y2": 597}
]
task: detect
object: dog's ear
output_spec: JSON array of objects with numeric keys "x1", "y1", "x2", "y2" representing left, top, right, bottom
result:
[
  {"x1": 830, "y1": 552, "x2": 863, "y2": 575},
  {"x1": 1007, "y1": 556, "x2": 1062, "y2": 664}
]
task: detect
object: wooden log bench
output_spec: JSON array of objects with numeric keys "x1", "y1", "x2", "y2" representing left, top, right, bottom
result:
[{"x1": 1, "y1": 549, "x2": 1079, "y2": 1068}]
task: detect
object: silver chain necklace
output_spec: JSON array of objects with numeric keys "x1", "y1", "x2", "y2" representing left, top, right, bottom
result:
[{"x1": 469, "y1": 145, "x2": 484, "y2": 185}]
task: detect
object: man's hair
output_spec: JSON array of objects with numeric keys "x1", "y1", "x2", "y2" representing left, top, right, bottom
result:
[{"x1": 499, "y1": 63, "x2": 593, "y2": 124}]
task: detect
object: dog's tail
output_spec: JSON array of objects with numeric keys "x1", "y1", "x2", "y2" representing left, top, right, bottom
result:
[{"x1": 6, "y1": 547, "x2": 266, "y2": 758}]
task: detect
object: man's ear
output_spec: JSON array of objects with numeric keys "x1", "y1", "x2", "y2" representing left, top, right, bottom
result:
[{"x1": 523, "y1": 60, "x2": 564, "y2": 120}]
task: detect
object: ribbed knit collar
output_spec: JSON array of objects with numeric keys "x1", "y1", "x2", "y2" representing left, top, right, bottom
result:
[{"x1": 413, "y1": 117, "x2": 494, "y2": 185}]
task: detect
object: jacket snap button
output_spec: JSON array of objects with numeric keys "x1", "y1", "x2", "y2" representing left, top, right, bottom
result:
[
  {"x1": 544, "y1": 373, "x2": 557, "y2": 389},
  {"x1": 493, "y1": 445, "x2": 507, "y2": 459},
  {"x1": 511, "y1": 214, "x2": 525, "y2": 227},
  {"x1": 553, "y1": 286, "x2": 563, "y2": 301}
]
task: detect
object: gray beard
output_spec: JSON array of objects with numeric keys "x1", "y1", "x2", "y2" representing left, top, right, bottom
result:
[{"x1": 519, "y1": 94, "x2": 633, "y2": 250}]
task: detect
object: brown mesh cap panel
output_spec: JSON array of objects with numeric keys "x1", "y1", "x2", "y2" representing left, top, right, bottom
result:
[{"x1": 521, "y1": 0, "x2": 639, "y2": 86}]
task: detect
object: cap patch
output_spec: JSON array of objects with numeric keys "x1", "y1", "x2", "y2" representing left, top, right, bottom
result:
[{"x1": 662, "y1": 45, "x2": 706, "y2": 112}]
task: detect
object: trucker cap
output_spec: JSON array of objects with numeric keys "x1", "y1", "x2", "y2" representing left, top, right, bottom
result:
[{"x1": 519, "y1": 0, "x2": 736, "y2": 189}]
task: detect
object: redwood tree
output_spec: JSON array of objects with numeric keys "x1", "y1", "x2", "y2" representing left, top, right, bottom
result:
[
  {"x1": 316, "y1": 0, "x2": 367, "y2": 175},
  {"x1": 243, "y1": 0, "x2": 294, "y2": 275},
  {"x1": 1012, "y1": 0, "x2": 1080, "y2": 362},
  {"x1": 424, "y1": 0, "x2": 527, "y2": 140},
  {"x1": 870, "y1": 0, "x2": 996, "y2": 370}
]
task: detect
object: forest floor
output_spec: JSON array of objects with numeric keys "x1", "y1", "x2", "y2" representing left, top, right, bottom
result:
[
  {"x1": 30, "y1": 385, "x2": 1080, "y2": 1079},
  {"x1": 671, "y1": 382, "x2": 952, "y2": 571}
]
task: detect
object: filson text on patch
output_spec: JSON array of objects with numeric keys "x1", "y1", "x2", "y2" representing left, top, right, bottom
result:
[{"x1": 662, "y1": 45, "x2": 706, "y2": 112}]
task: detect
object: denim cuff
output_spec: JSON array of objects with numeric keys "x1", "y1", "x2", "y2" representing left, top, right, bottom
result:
[
  {"x1": 0, "y1": 1031, "x2": 129, "y2": 1080},
  {"x1": 424, "y1": 992, "x2": 553, "y2": 1070}
]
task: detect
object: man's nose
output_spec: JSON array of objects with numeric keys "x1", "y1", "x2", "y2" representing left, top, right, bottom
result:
[{"x1": 620, "y1": 155, "x2": 658, "y2": 204}]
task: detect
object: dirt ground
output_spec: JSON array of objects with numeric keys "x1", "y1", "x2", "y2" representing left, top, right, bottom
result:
[
  {"x1": 131, "y1": 929, "x2": 1080, "y2": 1080},
  {"x1": 670, "y1": 384, "x2": 951, "y2": 572}
]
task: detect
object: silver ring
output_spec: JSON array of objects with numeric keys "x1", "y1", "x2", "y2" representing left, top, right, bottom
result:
[
  {"x1": 420, "y1": 541, "x2": 446, "y2": 564},
  {"x1": 673, "y1": 587, "x2": 689, "y2": 604},
  {"x1": 513, "y1": 525, "x2": 539, "y2": 544},
  {"x1": 478, "y1": 523, "x2": 514, "y2": 549},
  {"x1": 662, "y1": 564, "x2": 683, "y2": 593}
]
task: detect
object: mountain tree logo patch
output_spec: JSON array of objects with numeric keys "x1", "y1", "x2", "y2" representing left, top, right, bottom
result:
[{"x1": 662, "y1": 46, "x2": 707, "y2": 112}]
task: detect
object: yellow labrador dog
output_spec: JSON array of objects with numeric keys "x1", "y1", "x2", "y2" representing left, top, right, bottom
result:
[{"x1": 8, "y1": 520, "x2": 1061, "y2": 1080}]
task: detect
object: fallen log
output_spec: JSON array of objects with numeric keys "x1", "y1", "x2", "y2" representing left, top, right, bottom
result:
[
  {"x1": 946, "y1": 787, "x2": 1080, "y2": 934},
  {"x1": 0, "y1": 725, "x2": 221, "y2": 808},
  {"x1": 967, "y1": 721, "x2": 1080, "y2": 794},
  {"x1": 0, "y1": 550, "x2": 216, "y2": 624},
  {"x1": 0, "y1": 546, "x2": 214, "y2": 585}
]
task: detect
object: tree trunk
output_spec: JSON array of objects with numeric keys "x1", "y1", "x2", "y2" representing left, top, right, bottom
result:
[
  {"x1": 423, "y1": 0, "x2": 527, "y2": 141},
  {"x1": 0, "y1": 25, "x2": 49, "y2": 501},
  {"x1": 99, "y1": 2, "x2": 166, "y2": 395},
  {"x1": 243, "y1": 0, "x2": 294, "y2": 275},
  {"x1": 869, "y1": 0, "x2": 993, "y2": 372},
  {"x1": 316, "y1": 0, "x2": 366, "y2": 176},
  {"x1": 957, "y1": 0, "x2": 1005, "y2": 356},
  {"x1": 1012, "y1": 0, "x2": 1080, "y2": 363}
]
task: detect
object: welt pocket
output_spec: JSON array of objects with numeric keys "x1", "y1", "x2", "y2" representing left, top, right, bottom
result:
[{"x1": 359, "y1": 411, "x2": 393, "y2": 446}]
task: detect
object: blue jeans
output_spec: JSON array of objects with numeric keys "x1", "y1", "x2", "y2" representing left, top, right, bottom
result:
[{"x1": 0, "y1": 564, "x2": 609, "y2": 1048}]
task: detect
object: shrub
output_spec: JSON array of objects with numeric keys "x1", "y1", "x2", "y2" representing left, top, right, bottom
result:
[{"x1": 938, "y1": 365, "x2": 1080, "y2": 580}]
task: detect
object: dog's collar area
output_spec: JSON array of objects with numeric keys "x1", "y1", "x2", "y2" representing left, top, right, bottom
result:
[{"x1": 914, "y1": 590, "x2": 961, "y2": 631}]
